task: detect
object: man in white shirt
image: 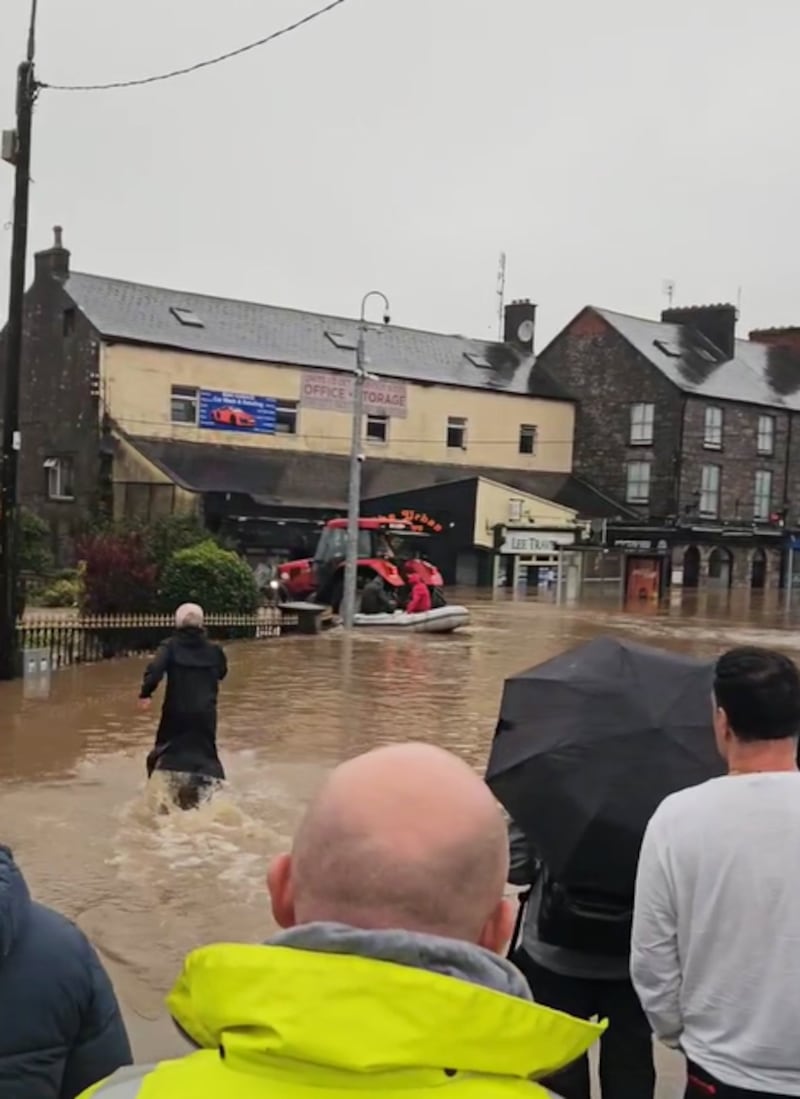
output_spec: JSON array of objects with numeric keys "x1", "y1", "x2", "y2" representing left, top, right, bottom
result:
[{"x1": 631, "y1": 646, "x2": 800, "y2": 1098}]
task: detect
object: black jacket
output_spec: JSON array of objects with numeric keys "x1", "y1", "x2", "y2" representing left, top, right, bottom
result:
[
  {"x1": 140, "y1": 628, "x2": 227, "y2": 778},
  {"x1": 360, "y1": 579, "x2": 395, "y2": 615},
  {"x1": 0, "y1": 847, "x2": 132, "y2": 1099}
]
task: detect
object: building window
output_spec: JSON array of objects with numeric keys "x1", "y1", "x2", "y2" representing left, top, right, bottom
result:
[
  {"x1": 509, "y1": 498, "x2": 523, "y2": 522},
  {"x1": 519, "y1": 424, "x2": 537, "y2": 455},
  {"x1": 447, "y1": 416, "x2": 467, "y2": 449},
  {"x1": 700, "y1": 464, "x2": 721, "y2": 518},
  {"x1": 44, "y1": 457, "x2": 75, "y2": 500},
  {"x1": 754, "y1": 470, "x2": 773, "y2": 521},
  {"x1": 629, "y1": 403, "x2": 654, "y2": 445},
  {"x1": 63, "y1": 308, "x2": 76, "y2": 337},
  {"x1": 704, "y1": 406, "x2": 723, "y2": 449},
  {"x1": 757, "y1": 415, "x2": 775, "y2": 456},
  {"x1": 276, "y1": 399, "x2": 298, "y2": 435},
  {"x1": 626, "y1": 461, "x2": 651, "y2": 504},
  {"x1": 170, "y1": 385, "x2": 198, "y2": 424},
  {"x1": 170, "y1": 306, "x2": 204, "y2": 328},
  {"x1": 366, "y1": 413, "x2": 388, "y2": 444}
]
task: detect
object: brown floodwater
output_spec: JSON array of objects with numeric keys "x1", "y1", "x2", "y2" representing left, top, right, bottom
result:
[{"x1": 1, "y1": 587, "x2": 799, "y2": 1067}]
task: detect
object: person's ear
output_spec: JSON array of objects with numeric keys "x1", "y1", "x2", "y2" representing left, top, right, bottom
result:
[
  {"x1": 477, "y1": 897, "x2": 515, "y2": 955},
  {"x1": 267, "y1": 853, "x2": 296, "y2": 929}
]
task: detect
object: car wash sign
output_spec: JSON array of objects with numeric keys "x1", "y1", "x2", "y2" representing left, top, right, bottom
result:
[
  {"x1": 198, "y1": 389, "x2": 277, "y2": 434},
  {"x1": 300, "y1": 371, "x2": 408, "y2": 418}
]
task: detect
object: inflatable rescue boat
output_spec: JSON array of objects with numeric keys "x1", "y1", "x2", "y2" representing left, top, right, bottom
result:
[{"x1": 353, "y1": 605, "x2": 470, "y2": 634}]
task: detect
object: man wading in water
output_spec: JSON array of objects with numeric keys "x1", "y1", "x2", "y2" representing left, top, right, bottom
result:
[{"x1": 137, "y1": 603, "x2": 228, "y2": 810}]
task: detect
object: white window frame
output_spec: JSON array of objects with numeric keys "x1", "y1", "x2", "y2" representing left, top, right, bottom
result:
[
  {"x1": 447, "y1": 416, "x2": 467, "y2": 450},
  {"x1": 509, "y1": 498, "x2": 523, "y2": 522},
  {"x1": 275, "y1": 399, "x2": 298, "y2": 435},
  {"x1": 629, "y1": 403, "x2": 654, "y2": 446},
  {"x1": 754, "y1": 469, "x2": 773, "y2": 521},
  {"x1": 519, "y1": 424, "x2": 537, "y2": 455},
  {"x1": 44, "y1": 456, "x2": 75, "y2": 501},
  {"x1": 704, "y1": 406, "x2": 723, "y2": 450},
  {"x1": 366, "y1": 412, "x2": 389, "y2": 444},
  {"x1": 757, "y1": 415, "x2": 775, "y2": 457},
  {"x1": 625, "y1": 461, "x2": 651, "y2": 504},
  {"x1": 700, "y1": 465, "x2": 721, "y2": 518},
  {"x1": 170, "y1": 385, "x2": 198, "y2": 425}
]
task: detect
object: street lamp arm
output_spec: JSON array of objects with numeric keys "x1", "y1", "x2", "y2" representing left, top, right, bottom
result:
[{"x1": 360, "y1": 290, "x2": 391, "y2": 325}]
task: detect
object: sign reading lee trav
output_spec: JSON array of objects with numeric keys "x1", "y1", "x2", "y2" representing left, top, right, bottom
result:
[
  {"x1": 300, "y1": 371, "x2": 408, "y2": 418},
  {"x1": 198, "y1": 389, "x2": 277, "y2": 434}
]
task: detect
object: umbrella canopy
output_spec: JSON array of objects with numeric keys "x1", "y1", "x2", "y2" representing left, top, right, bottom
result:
[{"x1": 486, "y1": 636, "x2": 724, "y2": 897}]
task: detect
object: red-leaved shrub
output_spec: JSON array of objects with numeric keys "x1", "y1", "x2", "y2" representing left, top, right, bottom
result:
[{"x1": 77, "y1": 531, "x2": 159, "y2": 614}]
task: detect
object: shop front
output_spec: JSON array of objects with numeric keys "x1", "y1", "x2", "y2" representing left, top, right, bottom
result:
[
  {"x1": 496, "y1": 527, "x2": 577, "y2": 589},
  {"x1": 601, "y1": 521, "x2": 787, "y2": 591}
]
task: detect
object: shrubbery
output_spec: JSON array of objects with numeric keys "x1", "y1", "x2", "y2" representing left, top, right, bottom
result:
[
  {"x1": 77, "y1": 530, "x2": 158, "y2": 614},
  {"x1": 39, "y1": 576, "x2": 81, "y2": 608},
  {"x1": 159, "y1": 540, "x2": 258, "y2": 616}
]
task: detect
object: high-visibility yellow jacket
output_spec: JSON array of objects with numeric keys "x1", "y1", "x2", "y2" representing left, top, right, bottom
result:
[{"x1": 80, "y1": 942, "x2": 604, "y2": 1098}]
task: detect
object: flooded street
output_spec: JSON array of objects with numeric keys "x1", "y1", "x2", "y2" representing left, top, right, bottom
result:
[{"x1": 2, "y1": 590, "x2": 799, "y2": 1075}]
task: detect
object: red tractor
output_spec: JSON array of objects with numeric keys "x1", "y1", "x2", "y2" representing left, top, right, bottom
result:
[{"x1": 279, "y1": 517, "x2": 445, "y2": 611}]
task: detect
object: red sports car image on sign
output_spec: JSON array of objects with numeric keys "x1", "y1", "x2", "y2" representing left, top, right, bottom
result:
[{"x1": 211, "y1": 406, "x2": 256, "y2": 428}]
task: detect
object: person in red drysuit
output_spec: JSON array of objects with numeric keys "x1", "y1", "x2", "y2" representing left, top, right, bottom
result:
[{"x1": 405, "y1": 575, "x2": 432, "y2": 615}]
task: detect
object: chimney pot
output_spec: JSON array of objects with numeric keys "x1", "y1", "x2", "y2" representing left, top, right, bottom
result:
[{"x1": 34, "y1": 225, "x2": 70, "y2": 282}]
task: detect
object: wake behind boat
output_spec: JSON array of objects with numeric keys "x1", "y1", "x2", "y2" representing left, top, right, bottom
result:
[{"x1": 353, "y1": 605, "x2": 470, "y2": 634}]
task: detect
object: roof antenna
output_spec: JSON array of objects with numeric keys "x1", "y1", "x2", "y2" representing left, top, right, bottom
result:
[
  {"x1": 662, "y1": 279, "x2": 675, "y2": 309},
  {"x1": 497, "y1": 251, "x2": 506, "y2": 341}
]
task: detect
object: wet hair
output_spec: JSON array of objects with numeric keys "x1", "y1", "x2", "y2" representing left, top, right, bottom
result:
[{"x1": 714, "y1": 647, "x2": 800, "y2": 742}]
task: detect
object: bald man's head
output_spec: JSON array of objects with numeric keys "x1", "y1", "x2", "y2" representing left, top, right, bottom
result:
[{"x1": 268, "y1": 743, "x2": 512, "y2": 951}]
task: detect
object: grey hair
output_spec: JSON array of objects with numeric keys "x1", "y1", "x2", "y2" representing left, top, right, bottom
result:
[{"x1": 175, "y1": 602, "x2": 204, "y2": 629}]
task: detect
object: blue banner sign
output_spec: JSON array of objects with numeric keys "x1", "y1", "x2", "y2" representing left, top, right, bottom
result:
[{"x1": 198, "y1": 389, "x2": 277, "y2": 434}]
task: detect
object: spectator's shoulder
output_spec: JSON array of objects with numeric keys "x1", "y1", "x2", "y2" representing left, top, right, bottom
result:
[{"x1": 647, "y1": 777, "x2": 723, "y2": 836}]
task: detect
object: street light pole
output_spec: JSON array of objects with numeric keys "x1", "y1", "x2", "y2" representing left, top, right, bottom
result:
[
  {"x1": 341, "y1": 290, "x2": 391, "y2": 629},
  {"x1": 0, "y1": 1, "x2": 38, "y2": 680}
]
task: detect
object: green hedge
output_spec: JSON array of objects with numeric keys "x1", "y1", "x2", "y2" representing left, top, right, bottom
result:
[{"x1": 159, "y1": 540, "x2": 258, "y2": 615}]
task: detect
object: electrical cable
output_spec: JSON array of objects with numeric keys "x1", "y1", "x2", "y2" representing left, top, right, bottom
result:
[{"x1": 38, "y1": 0, "x2": 350, "y2": 92}]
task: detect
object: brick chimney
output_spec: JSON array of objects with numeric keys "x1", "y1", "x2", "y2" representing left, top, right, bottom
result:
[
  {"x1": 749, "y1": 327, "x2": 800, "y2": 353},
  {"x1": 503, "y1": 299, "x2": 536, "y2": 351},
  {"x1": 661, "y1": 303, "x2": 737, "y2": 360},
  {"x1": 34, "y1": 225, "x2": 70, "y2": 282}
]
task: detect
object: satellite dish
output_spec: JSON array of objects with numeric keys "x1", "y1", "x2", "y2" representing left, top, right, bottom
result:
[{"x1": 517, "y1": 319, "x2": 535, "y2": 343}]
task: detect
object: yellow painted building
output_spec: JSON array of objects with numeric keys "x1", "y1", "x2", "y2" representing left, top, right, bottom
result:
[{"x1": 101, "y1": 342, "x2": 575, "y2": 473}]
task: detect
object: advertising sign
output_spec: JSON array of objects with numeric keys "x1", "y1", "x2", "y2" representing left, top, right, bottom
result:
[
  {"x1": 300, "y1": 371, "x2": 408, "y2": 419},
  {"x1": 500, "y1": 530, "x2": 575, "y2": 554},
  {"x1": 198, "y1": 389, "x2": 277, "y2": 435}
]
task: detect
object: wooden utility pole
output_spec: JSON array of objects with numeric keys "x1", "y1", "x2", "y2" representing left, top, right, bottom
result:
[{"x1": 0, "y1": 2, "x2": 38, "y2": 679}]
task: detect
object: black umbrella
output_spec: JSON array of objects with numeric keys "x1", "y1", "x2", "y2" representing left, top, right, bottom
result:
[{"x1": 486, "y1": 636, "x2": 724, "y2": 898}]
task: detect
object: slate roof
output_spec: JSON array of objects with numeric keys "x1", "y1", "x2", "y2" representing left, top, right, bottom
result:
[
  {"x1": 127, "y1": 436, "x2": 632, "y2": 519},
  {"x1": 596, "y1": 307, "x2": 800, "y2": 410},
  {"x1": 63, "y1": 271, "x2": 565, "y2": 399}
]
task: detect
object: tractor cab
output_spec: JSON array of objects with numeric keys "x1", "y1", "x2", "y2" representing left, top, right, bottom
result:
[{"x1": 280, "y1": 517, "x2": 444, "y2": 609}]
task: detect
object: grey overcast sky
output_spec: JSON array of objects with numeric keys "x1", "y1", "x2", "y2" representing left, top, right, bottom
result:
[{"x1": 1, "y1": 0, "x2": 799, "y2": 347}]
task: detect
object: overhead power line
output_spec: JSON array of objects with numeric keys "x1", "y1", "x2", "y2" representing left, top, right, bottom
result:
[{"x1": 39, "y1": 0, "x2": 350, "y2": 93}]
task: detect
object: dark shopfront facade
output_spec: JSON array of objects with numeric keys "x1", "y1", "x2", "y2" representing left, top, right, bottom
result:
[{"x1": 601, "y1": 521, "x2": 790, "y2": 591}]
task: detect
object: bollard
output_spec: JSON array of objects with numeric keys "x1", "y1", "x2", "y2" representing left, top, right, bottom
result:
[{"x1": 22, "y1": 646, "x2": 51, "y2": 700}]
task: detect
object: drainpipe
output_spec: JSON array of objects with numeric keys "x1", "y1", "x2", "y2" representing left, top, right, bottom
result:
[
  {"x1": 784, "y1": 411, "x2": 794, "y2": 603},
  {"x1": 673, "y1": 395, "x2": 688, "y2": 519}
]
